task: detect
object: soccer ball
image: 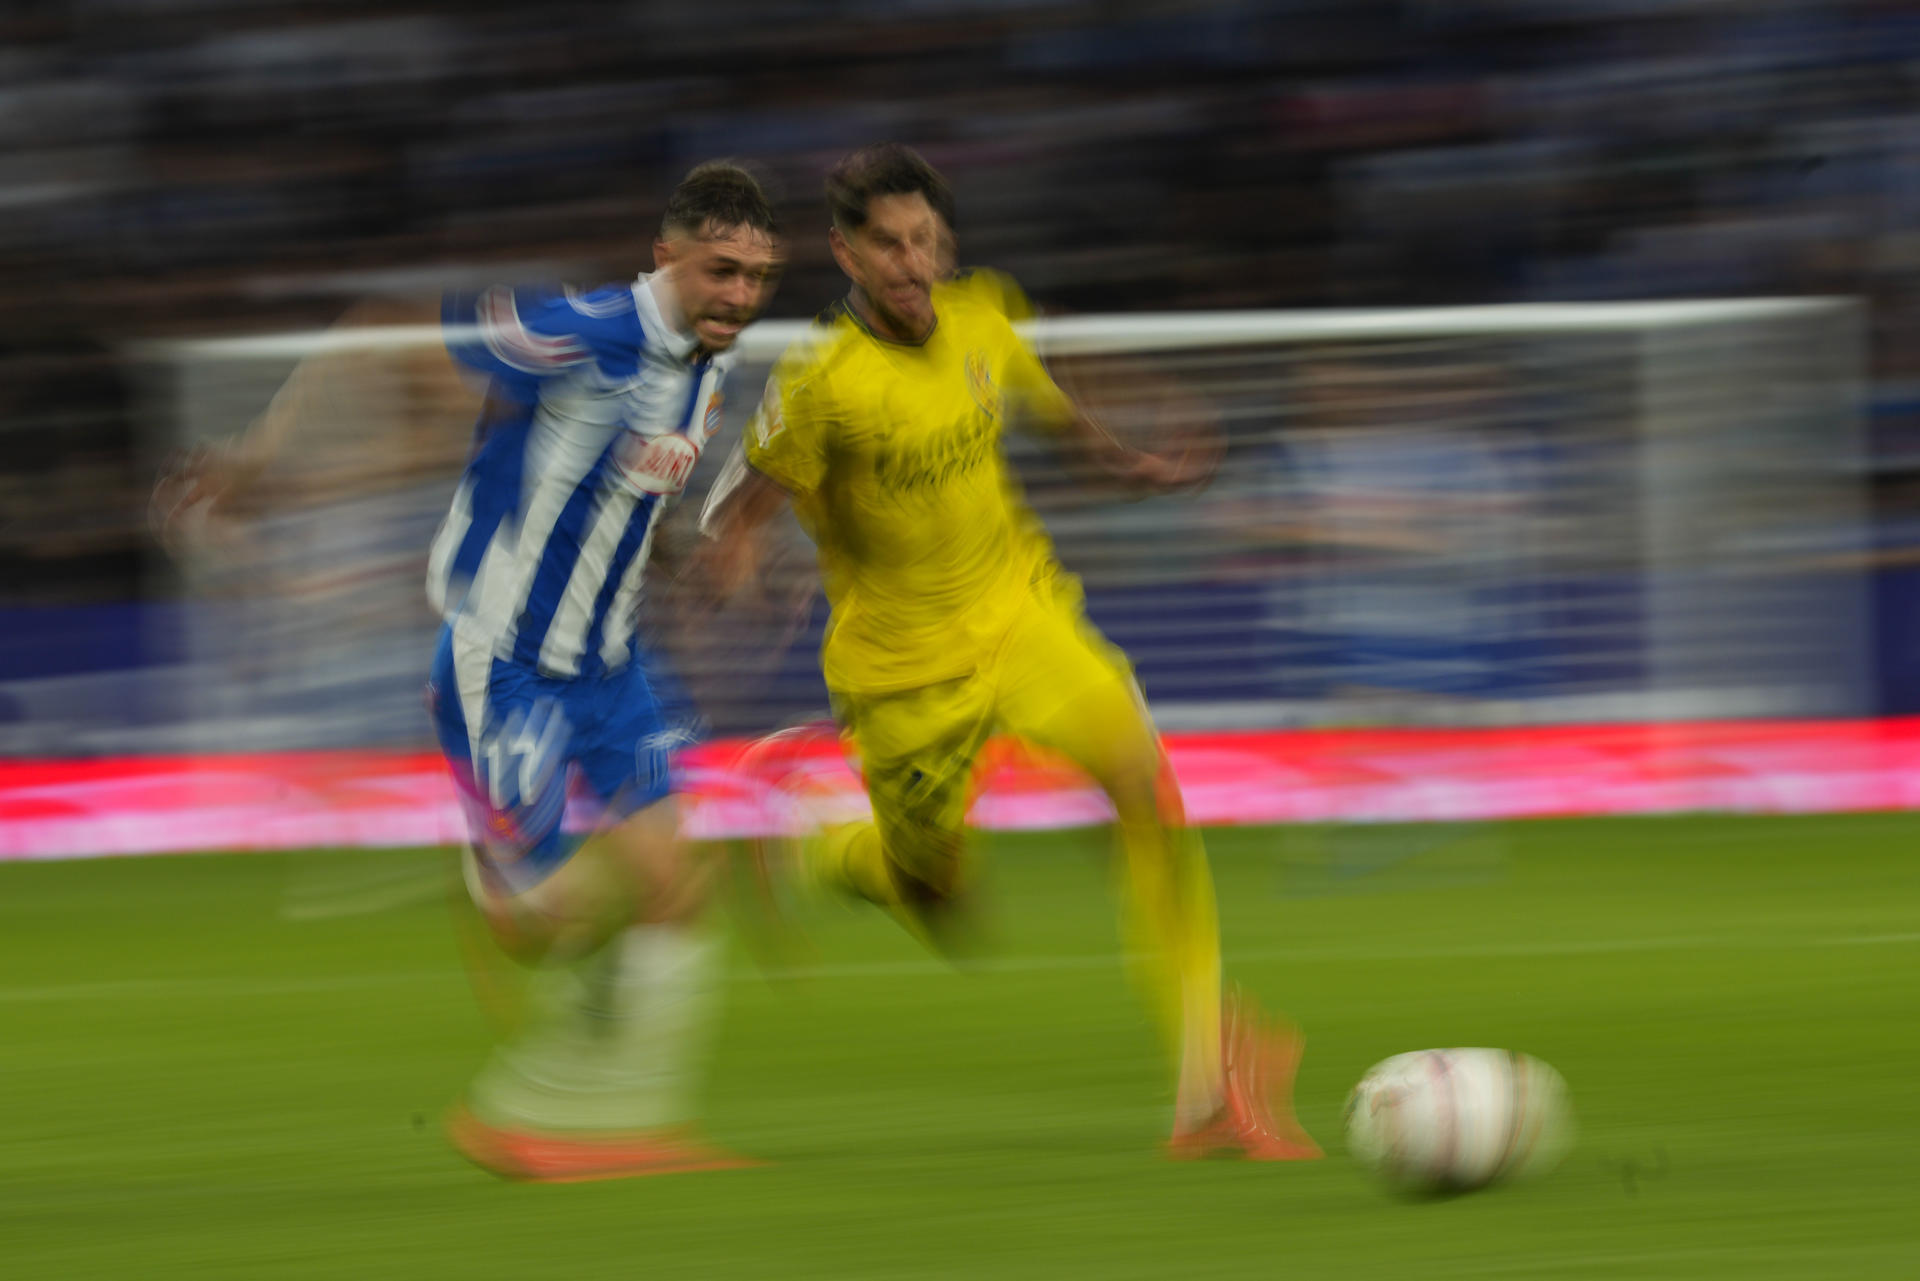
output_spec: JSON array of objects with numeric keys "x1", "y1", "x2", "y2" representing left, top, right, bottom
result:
[{"x1": 1344, "y1": 1048, "x2": 1573, "y2": 1192}]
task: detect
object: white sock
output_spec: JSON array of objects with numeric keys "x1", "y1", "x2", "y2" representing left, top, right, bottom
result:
[
  {"x1": 470, "y1": 923, "x2": 723, "y2": 1133},
  {"x1": 614, "y1": 923, "x2": 724, "y2": 1128}
]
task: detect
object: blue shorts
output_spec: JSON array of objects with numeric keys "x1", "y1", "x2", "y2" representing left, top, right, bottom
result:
[{"x1": 427, "y1": 625, "x2": 698, "y2": 894}]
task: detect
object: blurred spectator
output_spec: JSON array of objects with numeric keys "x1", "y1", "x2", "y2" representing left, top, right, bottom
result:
[
  {"x1": 2, "y1": 0, "x2": 1915, "y2": 742},
  {"x1": 0, "y1": 331, "x2": 143, "y2": 603}
]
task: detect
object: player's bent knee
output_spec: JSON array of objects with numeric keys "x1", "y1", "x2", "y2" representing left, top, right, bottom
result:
[
  {"x1": 895, "y1": 829, "x2": 967, "y2": 900},
  {"x1": 463, "y1": 843, "x2": 617, "y2": 966},
  {"x1": 876, "y1": 808, "x2": 968, "y2": 901}
]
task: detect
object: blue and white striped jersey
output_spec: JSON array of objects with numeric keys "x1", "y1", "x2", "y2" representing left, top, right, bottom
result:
[{"x1": 427, "y1": 274, "x2": 737, "y2": 679}]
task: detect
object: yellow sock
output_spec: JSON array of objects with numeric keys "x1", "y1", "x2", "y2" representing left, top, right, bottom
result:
[{"x1": 1118, "y1": 818, "x2": 1225, "y2": 1127}]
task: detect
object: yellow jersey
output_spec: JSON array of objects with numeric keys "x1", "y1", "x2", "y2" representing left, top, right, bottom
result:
[{"x1": 745, "y1": 275, "x2": 1074, "y2": 694}]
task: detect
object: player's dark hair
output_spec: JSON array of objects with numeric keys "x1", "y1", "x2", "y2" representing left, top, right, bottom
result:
[
  {"x1": 661, "y1": 160, "x2": 779, "y2": 241},
  {"x1": 826, "y1": 143, "x2": 955, "y2": 233}
]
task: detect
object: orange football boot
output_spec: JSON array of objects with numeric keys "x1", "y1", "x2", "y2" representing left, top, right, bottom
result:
[
  {"x1": 446, "y1": 1104, "x2": 760, "y2": 1182},
  {"x1": 1168, "y1": 989, "x2": 1324, "y2": 1161}
]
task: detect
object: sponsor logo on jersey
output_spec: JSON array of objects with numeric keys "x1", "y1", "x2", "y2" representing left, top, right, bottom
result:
[
  {"x1": 616, "y1": 431, "x2": 700, "y2": 495},
  {"x1": 875, "y1": 413, "x2": 996, "y2": 491}
]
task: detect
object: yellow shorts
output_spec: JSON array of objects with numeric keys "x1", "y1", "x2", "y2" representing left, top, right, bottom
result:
[{"x1": 830, "y1": 577, "x2": 1159, "y2": 893}]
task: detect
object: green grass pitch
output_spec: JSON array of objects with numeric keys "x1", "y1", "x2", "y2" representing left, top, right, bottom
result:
[{"x1": 2, "y1": 814, "x2": 1916, "y2": 1279}]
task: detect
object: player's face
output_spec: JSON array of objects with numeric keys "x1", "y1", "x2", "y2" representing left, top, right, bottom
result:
[
  {"x1": 656, "y1": 223, "x2": 783, "y2": 352},
  {"x1": 832, "y1": 192, "x2": 941, "y2": 343}
]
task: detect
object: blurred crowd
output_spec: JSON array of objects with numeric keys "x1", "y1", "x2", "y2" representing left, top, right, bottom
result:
[
  {"x1": 8, "y1": 0, "x2": 1920, "y2": 597},
  {"x1": 7, "y1": 2, "x2": 1920, "y2": 323},
  {"x1": 1, "y1": 0, "x2": 1914, "y2": 741}
]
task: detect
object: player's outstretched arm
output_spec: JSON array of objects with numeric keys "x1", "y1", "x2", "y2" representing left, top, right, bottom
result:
[
  {"x1": 1042, "y1": 392, "x2": 1225, "y2": 496},
  {"x1": 149, "y1": 298, "x2": 466, "y2": 549},
  {"x1": 1010, "y1": 321, "x2": 1223, "y2": 497},
  {"x1": 691, "y1": 442, "x2": 792, "y2": 605}
]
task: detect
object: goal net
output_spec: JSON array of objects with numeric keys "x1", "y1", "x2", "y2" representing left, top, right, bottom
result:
[{"x1": 136, "y1": 298, "x2": 1867, "y2": 750}]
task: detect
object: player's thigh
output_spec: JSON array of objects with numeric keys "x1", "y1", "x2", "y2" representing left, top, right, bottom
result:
[
  {"x1": 569, "y1": 656, "x2": 708, "y2": 916},
  {"x1": 835, "y1": 676, "x2": 994, "y2": 884},
  {"x1": 995, "y1": 603, "x2": 1164, "y2": 811},
  {"x1": 430, "y1": 630, "x2": 624, "y2": 957},
  {"x1": 430, "y1": 629, "x2": 578, "y2": 894}
]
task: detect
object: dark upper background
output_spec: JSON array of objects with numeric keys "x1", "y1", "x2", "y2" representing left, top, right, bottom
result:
[{"x1": 4, "y1": 0, "x2": 1917, "y2": 614}]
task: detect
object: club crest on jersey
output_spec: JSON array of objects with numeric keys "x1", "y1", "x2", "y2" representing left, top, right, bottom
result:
[
  {"x1": 703, "y1": 391, "x2": 725, "y2": 440},
  {"x1": 616, "y1": 431, "x2": 700, "y2": 495},
  {"x1": 965, "y1": 349, "x2": 1001, "y2": 419}
]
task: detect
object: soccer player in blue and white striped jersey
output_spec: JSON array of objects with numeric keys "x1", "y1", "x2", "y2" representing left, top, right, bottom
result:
[
  {"x1": 156, "y1": 161, "x2": 784, "y2": 1180},
  {"x1": 425, "y1": 163, "x2": 781, "y2": 1179}
]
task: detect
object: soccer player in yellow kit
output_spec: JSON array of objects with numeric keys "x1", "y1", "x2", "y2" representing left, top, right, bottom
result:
[{"x1": 703, "y1": 144, "x2": 1319, "y2": 1159}]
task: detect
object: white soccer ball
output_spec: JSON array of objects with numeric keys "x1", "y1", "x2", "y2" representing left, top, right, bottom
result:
[{"x1": 1344, "y1": 1048, "x2": 1573, "y2": 1192}]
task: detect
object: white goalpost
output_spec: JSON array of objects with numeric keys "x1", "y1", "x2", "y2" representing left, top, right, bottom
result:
[{"x1": 135, "y1": 297, "x2": 1868, "y2": 748}]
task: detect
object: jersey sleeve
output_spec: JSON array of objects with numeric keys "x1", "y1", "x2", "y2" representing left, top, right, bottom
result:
[
  {"x1": 442, "y1": 284, "x2": 600, "y2": 391},
  {"x1": 744, "y1": 345, "x2": 834, "y2": 497},
  {"x1": 951, "y1": 266, "x2": 1036, "y2": 323},
  {"x1": 998, "y1": 315, "x2": 1075, "y2": 434}
]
